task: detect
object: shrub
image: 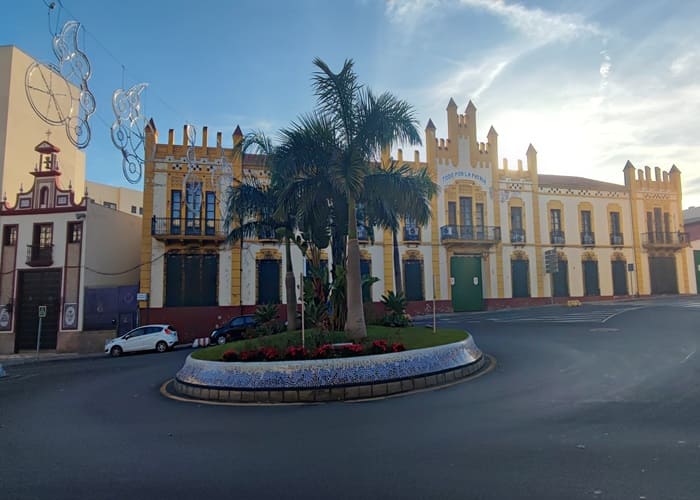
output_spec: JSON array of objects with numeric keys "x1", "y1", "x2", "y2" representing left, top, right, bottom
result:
[
  {"x1": 381, "y1": 290, "x2": 407, "y2": 315},
  {"x1": 255, "y1": 303, "x2": 279, "y2": 324},
  {"x1": 221, "y1": 349, "x2": 239, "y2": 362}
]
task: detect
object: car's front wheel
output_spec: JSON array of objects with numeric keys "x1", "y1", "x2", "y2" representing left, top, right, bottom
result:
[
  {"x1": 110, "y1": 346, "x2": 123, "y2": 357},
  {"x1": 216, "y1": 335, "x2": 226, "y2": 345},
  {"x1": 156, "y1": 341, "x2": 168, "y2": 353}
]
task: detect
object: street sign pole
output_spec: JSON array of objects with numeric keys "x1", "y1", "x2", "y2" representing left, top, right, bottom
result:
[{"x1": 36, "y1": 305, "x2": 47, "y2": 360}]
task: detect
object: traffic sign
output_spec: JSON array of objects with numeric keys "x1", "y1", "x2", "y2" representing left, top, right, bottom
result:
[
  {"x1": 38, "y1": 305, "x2": 47, "y2": 318},
  {"x1": 544, "y1": 249, "x2": 559, "y2": 273}
]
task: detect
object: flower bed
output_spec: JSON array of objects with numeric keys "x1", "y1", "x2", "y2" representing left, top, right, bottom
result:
[{"x1": 219, "y1": 339, "x2": 406, "y2": 362}]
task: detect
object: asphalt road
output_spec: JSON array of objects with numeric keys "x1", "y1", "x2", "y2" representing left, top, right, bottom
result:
[{"x1": 1, "y1": 296, "x2": 699, "y2": 499}]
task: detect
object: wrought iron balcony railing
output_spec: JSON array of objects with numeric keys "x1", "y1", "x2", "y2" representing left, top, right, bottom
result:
[
  {"x1": 151, "y1": 217, "x2": 226, "y2": 239},
  {"x1": 510, "y1": 228, "x2": 526, "y2": 244},
  {"x1": 610, "y1": 233, "x2": 624, "y2": 246},
  {"x1": 26, "y1": 244, "x2": 53, "y2": 267},
  {"x1": 440, "y1": 225, "x2": 501, "y2": 244},
  {"x1": 580, "y1": 231, "x2": 595, "y2": 246},
  {"x1": 404, "y1": 226, "x2": 421, "y2": 242},
  {"x1": 550, "y1": 230, "x2": 566, "y2": 245},
  {"x1": 641, "y1": 231, "x2": 689, "y2": 249}
]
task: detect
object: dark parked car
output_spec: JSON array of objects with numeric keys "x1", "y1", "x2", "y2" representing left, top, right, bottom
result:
[{"x1": 210, "y1": 315, "x2": 258, "y2": 345}]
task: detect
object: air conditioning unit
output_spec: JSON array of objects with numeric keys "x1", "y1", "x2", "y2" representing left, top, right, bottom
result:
[{"x1": 441, "y1": 226, "x2": 455, "y2": 238}]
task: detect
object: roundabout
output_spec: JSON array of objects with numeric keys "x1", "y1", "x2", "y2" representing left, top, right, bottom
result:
[{"x1": 171, "y1": 335, "x2": 489, "y2": 403}]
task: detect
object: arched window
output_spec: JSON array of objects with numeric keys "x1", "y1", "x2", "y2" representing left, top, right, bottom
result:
[{"x1": 39, "y1": 187, "x2": 49, "y2": 207}]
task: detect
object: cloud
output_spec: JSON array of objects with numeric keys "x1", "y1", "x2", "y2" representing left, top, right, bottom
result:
[
  {"x1": 670, "y1": 51, "x2": 696, "y2": 77},
  {"x1": 428, "y1": 57, "x2": 513, "y2": 103},
  {"x1": 386, "y1": 0, "x2": 602, "y2": 47},
  {"x1": 457, "y1": 0, "x2": 602, "y2": 46}
]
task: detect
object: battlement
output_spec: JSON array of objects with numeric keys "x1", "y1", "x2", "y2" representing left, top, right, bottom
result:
[
  {"x1": 145, "y1": 121, "x2": 248, "y2": 164},
  {"x1": 426, "y1": 98, "x2": 501, "y2": 168},
  {"x1": 623, "y1": 160, "x2": 681, "y2": 192}
]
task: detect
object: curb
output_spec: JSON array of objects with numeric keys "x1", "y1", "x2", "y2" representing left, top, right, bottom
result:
[{"x1": 168, "y1": 355, "x2": 491, "y2": 404}]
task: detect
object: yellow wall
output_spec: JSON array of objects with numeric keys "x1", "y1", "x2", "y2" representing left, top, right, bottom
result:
[{"x1": 0, "y1": 46, "x2": 85, "y2": 202}]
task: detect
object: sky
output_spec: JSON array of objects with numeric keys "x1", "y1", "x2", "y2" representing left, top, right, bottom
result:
[{"x1": 2, "y1": 0, "x2": 700, "y2": 208}]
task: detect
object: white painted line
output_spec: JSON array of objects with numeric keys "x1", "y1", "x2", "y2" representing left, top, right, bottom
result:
[
  {"x1": 601, "y1": 307, "x2": 642, "y2": 323},
  {"x1": 681, "y1": 349, "x2": 696, "y2": 364}
]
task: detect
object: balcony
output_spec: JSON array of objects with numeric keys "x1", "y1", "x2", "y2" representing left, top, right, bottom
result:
[
  {"x1": 404, "y1": 226, "x2": 421, "y2": 242},
  {"x1": 641, "y1": 231, "x2": 689, "y2": 250},
  {"x1": 26, "y1": 244, "x2": 53, "y2": 267},
  {"x1": 151, "y1": 217, "x2": 226, "y2": 242},
  {"x1": 580, "y1": 231, "x2": 595, "y2": 246},
  {"x1": 610, "y1": 233, "x2": 624, "y2": 246},
  {"x1": 510, "y1": 228, "x2": 526, "y2": 244},
  {"x1": 550, "y1": 230, "x2": 566, "y2": 246},
  {"x1": 440, "y1": 225, "x2": 501, "y2": 245}
]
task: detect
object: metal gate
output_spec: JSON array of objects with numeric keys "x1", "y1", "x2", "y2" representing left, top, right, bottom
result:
[
  {"x1": 611, "y1": 261, "x2": 628, "y2": 295},
  {"x1": 583, "y1": 261, "x2": 600, "y2": 296},
  {"x1": 649, "y1": 256, "x2": 678, "y2": 294},
  {"x1": 511, "y1": 259, "x2": 530, "y2": 298},
  {"x1": 15, "y1": 269, "x2": 62, "y2": 351},
  {"x1": 450, "y1": 256, "x2": 483, "y2": 312}
]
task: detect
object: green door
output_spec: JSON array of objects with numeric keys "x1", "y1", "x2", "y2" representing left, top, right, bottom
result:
[
  {"x1": 582, "y1": 260, "x2": 600, "y2": 296},
  {"x1": 552, "y1": 260, "x2": 569, "y2": 297},
  {"x1": 511, "y1": 259, "x2": 530, "y2": 298},
  {"x1": 611, "y1": 260, "x2": 628, "y2": 296},
  {"x1": 450, "y1": 256, "x2": 483, "y2": 312},
  {"x1": 695, "y1": 251, "x2": 700, "y2": 294}
]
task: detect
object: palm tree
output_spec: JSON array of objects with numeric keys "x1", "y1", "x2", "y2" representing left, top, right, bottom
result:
[
  {"x1": 287, "y1": 58, "x2": 422, "y2": 339},
  {"x1": 362, "y1": 161, "x2": 438, "y2": 295}
]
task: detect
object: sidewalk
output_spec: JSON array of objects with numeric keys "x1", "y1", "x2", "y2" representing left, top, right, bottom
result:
[
  {"x1": 0, "y1": 343, "x2": 195, "y2": 372},
  {"x1": 0, "y1": 350, "x2": 105, "y2": 368}
]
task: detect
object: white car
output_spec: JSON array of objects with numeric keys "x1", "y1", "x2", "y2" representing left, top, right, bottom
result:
[{"x1": 105, "y1": 324, "x2": 178, "y2": 357}]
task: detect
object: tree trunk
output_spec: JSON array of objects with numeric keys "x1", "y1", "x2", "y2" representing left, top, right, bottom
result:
[
  {"x1": 284, "y1": 235, "x2": 297, "y2": 331},
  {"x1": 392, "y1": 228, "x2": 402, "y2": 295},
  {"x1": 239, "y1": 234, "x2": 244, "y2": 311},
  {"x1": 345, "y1": 198, "x2": 367, "y2": 339}
]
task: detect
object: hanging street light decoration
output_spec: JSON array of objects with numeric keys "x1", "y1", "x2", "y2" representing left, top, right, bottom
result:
[
  {"x1": 25, "y1": 19, "x2": 95, "y2": 149},
  {"x1": 110, "y1": 83, "x2": 154, "y2": 184}
]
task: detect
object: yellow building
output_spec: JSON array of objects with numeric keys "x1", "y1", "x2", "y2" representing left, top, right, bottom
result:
[
  {"x1": 139, "y1": 101, "x2": 695, "y2": 342},
  {"x1": 0, "y1": 46, "x2": 85, "y2": 202}
]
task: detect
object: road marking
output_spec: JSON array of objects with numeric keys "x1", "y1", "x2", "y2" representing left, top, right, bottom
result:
[
  {"x1": 681, "y1": 349, "x2": 696, "y2": 364},
  {"x1": 601, "y1": 307, "x2": 641, "y2": 323}
]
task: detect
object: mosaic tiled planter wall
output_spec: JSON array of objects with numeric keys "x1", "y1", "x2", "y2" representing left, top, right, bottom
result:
[{"x1": 173, "y1": 336, "x2": 486, "y2": 403}]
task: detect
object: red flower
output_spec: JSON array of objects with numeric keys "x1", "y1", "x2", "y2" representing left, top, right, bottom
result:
[
  {"x1": 342, "y1": 343, "x2": 364, "y2": 356},
  {"x1": 284, "y1": 345, "x2": 308, "y2": 360},
  {"x1": 312, "y1": 344, "x2": 334, "y2": 359},
  {"x1": 391, "y1": 343, "x2": 406, "y2": 352},
  {"x1": 371, "y1": 339, "x2": 388, "y2": 354}
]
